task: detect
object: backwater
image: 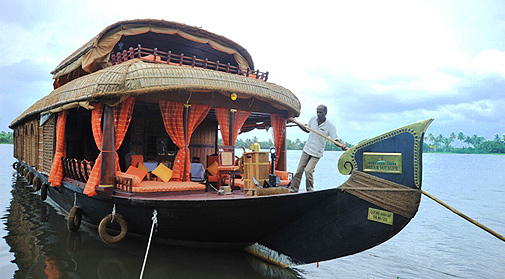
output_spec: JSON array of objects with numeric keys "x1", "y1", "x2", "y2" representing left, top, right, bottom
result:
[{"x1": 1, "y1": 144, "x2": 504, "y2": 278}]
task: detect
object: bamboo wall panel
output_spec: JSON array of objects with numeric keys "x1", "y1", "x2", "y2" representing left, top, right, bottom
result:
[
  {"x1": 38, "y1": 124, "x2": 44, "y2": 171},
  {"x1": 189, "y1": 121, "x2": 217, "y2": 168},
  {"x1": 42, "y1": 115, "x2": 56, "y2": 173}
]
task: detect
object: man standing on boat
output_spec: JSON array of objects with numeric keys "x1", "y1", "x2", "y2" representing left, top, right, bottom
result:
[{"x1": 288, "y1": 105, "x2": 347, "y2": 193}]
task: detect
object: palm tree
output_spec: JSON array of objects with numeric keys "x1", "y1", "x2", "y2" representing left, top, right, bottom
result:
[
  {"x1": 471, "y1": 134, "x2": 484, "y2": 149},
  {"x1": 464, "y1": 136, "x2": 473, "y2": 148}
]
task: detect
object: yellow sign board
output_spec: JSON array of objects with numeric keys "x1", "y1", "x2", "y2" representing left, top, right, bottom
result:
[
  {"x1": 363, "y1": 152, "x2": 402, "y2": 174},
  {"x1": 368, "y1": 208, "x2": 394, "y2": 225}
]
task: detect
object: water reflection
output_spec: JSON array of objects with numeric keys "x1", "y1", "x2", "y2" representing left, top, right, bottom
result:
[{"x1": 4, "y1": 173, "x2": 301, "y2": 278}]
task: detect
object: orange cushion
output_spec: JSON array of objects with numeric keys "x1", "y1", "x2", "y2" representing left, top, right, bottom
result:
[
  {"x1": 206, "y1": 161, "x2": 218, "y2": 176},
  {"x1": 130, "y1": 155, "x2": 144, "y2": 168},
  {"x1": 137, "y1": 162, "x2": 150, "y2": 172},
  {"x1": 126, "y1": 165, "x2": 148, "y2": 181},
  {"x1": 152, "y1": 163, "x2": 173, "y2": 183},
  {"x1": 132, "y1": 181, "x2": 206, "y2": 192},
  {"x1": 116, "y1": 171, "x2": 141, "y2": 187}
]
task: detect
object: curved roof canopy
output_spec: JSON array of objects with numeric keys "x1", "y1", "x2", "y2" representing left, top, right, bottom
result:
[
  {"x1": 11, "y1": 59, "x2": 300, "y2": 128},
  {"x1": 51, "y1": 19, "x2": 255, "y2": 78}
]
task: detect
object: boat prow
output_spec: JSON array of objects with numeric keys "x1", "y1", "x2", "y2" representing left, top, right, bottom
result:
[{"x1": 250, "y1": 119, "x2": 434, "y2": 265}]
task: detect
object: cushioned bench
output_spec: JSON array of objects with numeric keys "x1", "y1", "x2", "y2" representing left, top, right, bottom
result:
[{"x1": 114, "y1": 174, "x2": 206, "y2": 193}]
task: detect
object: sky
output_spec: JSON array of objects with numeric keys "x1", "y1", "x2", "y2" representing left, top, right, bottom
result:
[{"x1": 1, "y1": 0, "x2": 505, "y2": 144}]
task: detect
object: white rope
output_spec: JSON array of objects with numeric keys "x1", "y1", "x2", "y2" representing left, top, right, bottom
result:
[
  {"x1": 140, "y1": 209, "x2": 158, "y2": 279},
  {"x1": 111, "y1": 204, "x2": 116, "y2": 223}
]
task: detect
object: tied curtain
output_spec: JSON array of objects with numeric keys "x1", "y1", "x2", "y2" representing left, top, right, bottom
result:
[
  {"x1": 48, "y1": 111, "x2": 67, "y2": 187},
  {"x1": 215, "y1": 107, "x2": 251, "y2": 146},
  {"x1": 159, "y1": 101, "x2": 210, "y2": 181},
  {"x1": 84, "y1": 97, "x2": 135, "y2": 196},
  {"x1": 271, "y1": 114, "x2": 287, "y2": 170}
]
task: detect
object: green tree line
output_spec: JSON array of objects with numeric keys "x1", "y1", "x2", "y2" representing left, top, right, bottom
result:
[
  {"x1": 424, "y1": 132, "x2": 505, "y2": 154},
  {"x1": 234, "y1": 137, "x2": 352, "y2": 151},
  {"x1": 0, "y1": 131, "x2": 13, "y2": 144},
  {"x1": 234, "y1": 131, "x2": 505, "y2": 154}
]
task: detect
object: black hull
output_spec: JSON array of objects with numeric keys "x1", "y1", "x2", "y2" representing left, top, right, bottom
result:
[
  {"x1": 38, "y1": 175, "x2": 411, "y2": 264},
  {"x1": 16, "y1": 119, "x2": 432, "y2": 265}
]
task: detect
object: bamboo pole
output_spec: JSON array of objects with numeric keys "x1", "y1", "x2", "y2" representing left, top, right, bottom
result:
[
  {"x1": 422, "y1": 190, "x2": 505, "y2": 243},
  {"x1": 289, "y1": 118, "x2": 347, "y2": 150}
]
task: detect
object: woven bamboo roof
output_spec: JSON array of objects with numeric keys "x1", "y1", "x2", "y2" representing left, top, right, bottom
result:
[
  {"x1": 51, "y1": 19, "x2": 255, "y2": 79},
  {"x1": 10, "y1": 59, "x2": 300, "y2": 128}
]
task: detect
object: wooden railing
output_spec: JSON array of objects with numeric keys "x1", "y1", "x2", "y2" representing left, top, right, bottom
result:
[
  {"x1": 62, "y1": 158, "x2": 94, "y2": 183},
  {"x1": 113, "y1": 175, "x2": 133, "y2": 192},
  {"x1": 110, "y1": 44, "x2": 269, "y2": 81}
]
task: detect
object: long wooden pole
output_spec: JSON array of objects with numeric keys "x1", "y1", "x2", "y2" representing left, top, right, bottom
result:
[
  {"x1": 422, "y1": 190, "x2": 505, "y2": 243},
  {"x1": 290, "y1": 118, "x2": 347, "y2": 150}
]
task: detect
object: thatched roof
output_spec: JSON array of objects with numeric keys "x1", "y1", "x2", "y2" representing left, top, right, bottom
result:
[
  {"x1": 10, "y1": 59, "x2": 300, "y2": 128},
  {"x1": 51, "y1": 19, "x2": 255, "y2": 79}
]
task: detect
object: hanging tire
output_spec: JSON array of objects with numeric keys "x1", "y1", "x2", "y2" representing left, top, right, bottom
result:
[
  {"x1": 32, "y1": 176, "x2": 42, "y2": 191},
  {"x1": 26, "y1": 172, "x2": 34, "y2": 185},
  {"x1": 67, "y1": 206, "x2": 82, "y2": 232},
  {"x1": 12, "y1": 162, "x2": 18, "y2": 170},
  {"x1": 98, "y1": 214, "x2": 128, "y2": 244},
  {"x1": 40, "y1": 183, "x2": 48, "y2": 201}
]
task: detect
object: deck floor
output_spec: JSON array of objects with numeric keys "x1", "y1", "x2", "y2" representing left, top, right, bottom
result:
[{"x1": 113, "y1": 188, "x2": 262, "y2": 200}]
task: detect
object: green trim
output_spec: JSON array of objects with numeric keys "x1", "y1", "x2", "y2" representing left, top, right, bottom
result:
[{"x1": 338, "y1": 119, "x2": 433, "y2": 188}]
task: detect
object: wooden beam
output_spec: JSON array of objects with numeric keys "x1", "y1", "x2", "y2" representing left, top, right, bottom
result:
[
  {"x1": 97, "y1": 104, "x2": 115, "y2": 198},
  {"x1": 229, "y1": 109, "x2": 236, "y2": 146}
]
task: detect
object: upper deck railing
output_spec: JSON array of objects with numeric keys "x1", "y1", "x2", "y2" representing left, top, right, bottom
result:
[{"x1": 110, "y1": 44, "x2": 269, "y2": 81}]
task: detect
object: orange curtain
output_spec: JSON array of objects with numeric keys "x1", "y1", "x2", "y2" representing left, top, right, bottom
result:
[
  {"x1": 159, "y1": 101, "x2": 210, "y2": 181},
  {"x1": 48, "y1": 111, "x2": 67, "y2": 187},
  {"x1": 113, "y1": 97, "x2": 135, "y2": 171},
  {"x1": 271, "y1": 114, "x2": 287, "y2": 170},
  {"x1": 84, "y1": 98, "x2": 135, "y2": 196},
  {"x1": 84, "y1": 103, "x2": 104, "y2": 196},
  {"x1": 215, "y1": 107, "x2": 251, "y2": 146}
]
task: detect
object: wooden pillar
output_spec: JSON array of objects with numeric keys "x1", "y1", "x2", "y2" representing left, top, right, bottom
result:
[
  {"x1": 97, "y1": 104, "x2": 115, "y2": 198},
  {"x1": 229, "y1": 109, "x2": 236, "y2": 146},
  {"x1": 183, "y1": 104, "x2": 189, "y2": 181},
  {"x1": 277, "y1": 131, "x2": 287, "y2": 171}
]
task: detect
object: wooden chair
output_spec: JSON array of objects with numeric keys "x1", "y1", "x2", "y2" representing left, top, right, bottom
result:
[
  {"x1": 217, "y1": 146, "x2": 241, "y2": 189},
  {"x1": 205, "y1": 154, "x2": 219, "y2": 191},
  {"x1": 218, "y1": 145, "x2": 235, "y2": 166}
]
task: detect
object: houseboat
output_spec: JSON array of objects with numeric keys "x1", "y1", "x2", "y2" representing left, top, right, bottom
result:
[{"x1": 10, "y1": 19, "x2": 432, "y2": 266}]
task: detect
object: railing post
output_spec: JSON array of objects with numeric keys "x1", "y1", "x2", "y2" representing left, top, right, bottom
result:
[
  {"x1": 129, "y1": 47, "x2": 134, "y2": 59},
  {"x1": 168, "y1": 51, "x2": 172, "y2": 63},
  {"x1": 180, "y1": 53, "x2": 184, "y2": 66},
  {"x1": 137, "y1": 44, "x2": 142, "y2": 58},
  {"x1": 204, "y1": 58, "x2": 208, "y2": 69},
  {"x1": 153, "y1": 48, "x2": 158, "y2": 61}
]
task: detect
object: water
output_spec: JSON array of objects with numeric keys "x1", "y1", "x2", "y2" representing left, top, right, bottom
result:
[{"x1": 2, "y1": 145, "x2": 505, "y2": 278}]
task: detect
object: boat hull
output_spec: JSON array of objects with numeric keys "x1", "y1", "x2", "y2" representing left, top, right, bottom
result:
[{"x1": 24, "y1": 165, "x2": 414, "y2": 265}]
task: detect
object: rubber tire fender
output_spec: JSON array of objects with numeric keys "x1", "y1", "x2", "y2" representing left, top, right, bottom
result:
[
  {"x1": 32, "y1": 176, "x2": 42, "y2": 191},
  {"x1": 40, "y1": 183, "x2": 48, "y2": 201},
  {"x1": 12, "y1": 162, "x2": 18, "y2": 170},
  {"x1": 26, "y1": 172, "x2": 34, "y2": 185},
  {"x1": 67, "y1": 206, "x2": 82, "y2": 232},
  {"x1": 98, "y1": 214, "x2": 128, "y2": 244}
]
